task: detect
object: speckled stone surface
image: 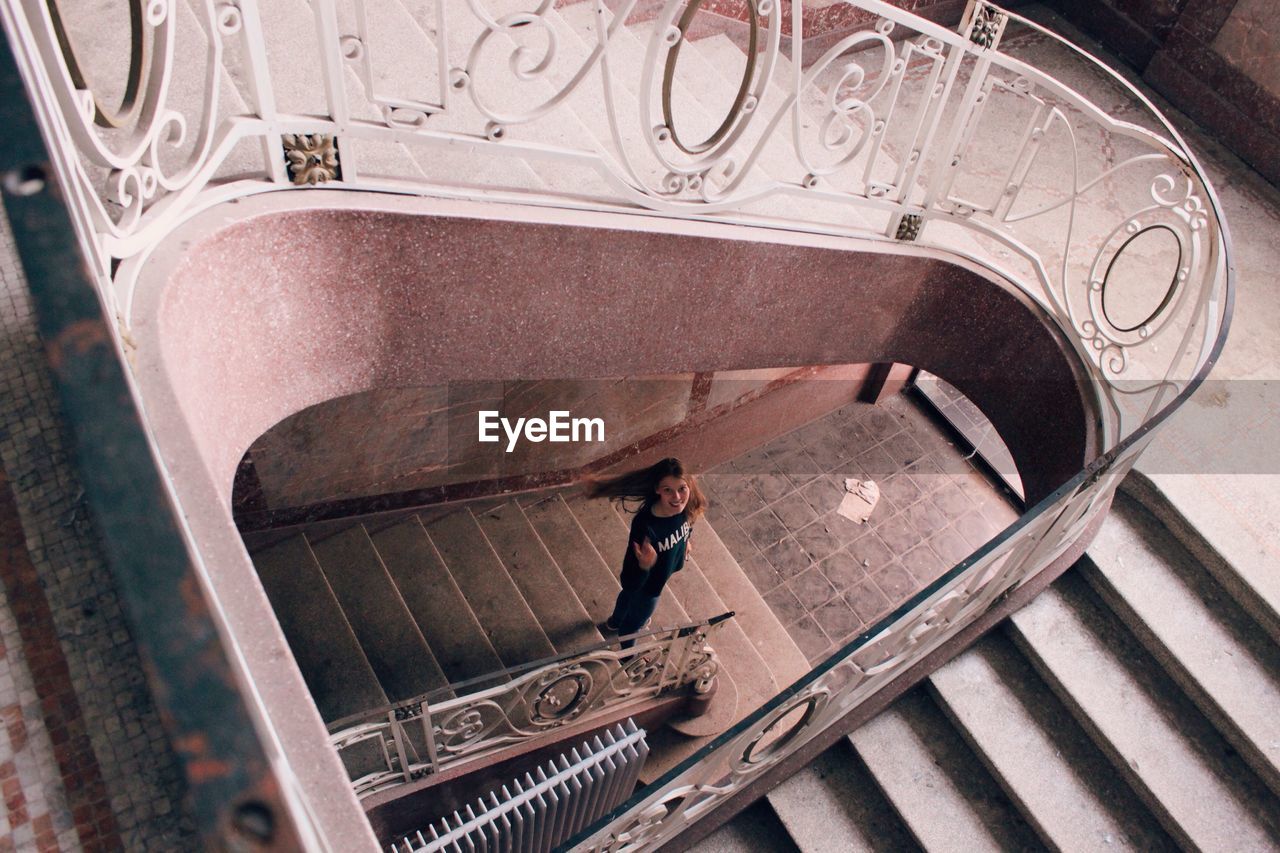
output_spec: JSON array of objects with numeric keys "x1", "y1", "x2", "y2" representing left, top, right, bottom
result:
[
  {"x1": 1046, "y1": 0, "x2": 1280, "y2": 186},
  {"x1": 1210, "y1": 0, "x2": 1280, "y2": 97},
  {"x1": 234, "y1": 366, "x2": 874, "y2": 529},
  {"x1": 157, "y1": 207, "x2": 1094, "y2": 511},
  {"x1": 242, "y1": 374, "x2": 827, "y2": 514}
]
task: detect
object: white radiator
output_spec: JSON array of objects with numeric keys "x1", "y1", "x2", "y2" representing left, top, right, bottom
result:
[{"x1": 391, "y1": 719, "x2": 649, "y2": 853}]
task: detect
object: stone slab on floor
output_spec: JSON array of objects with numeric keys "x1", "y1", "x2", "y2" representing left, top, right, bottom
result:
[{"x1": 928, "y1": 634, "x2": 1176, "y2": 851}]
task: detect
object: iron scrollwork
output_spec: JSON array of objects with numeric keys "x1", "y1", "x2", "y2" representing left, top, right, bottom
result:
[{"x1": 330, "y1": 615, "x2": 729, "y2": 798}]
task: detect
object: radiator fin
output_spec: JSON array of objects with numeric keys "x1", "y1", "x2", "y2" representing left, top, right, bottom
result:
[{"x1": 393, "y1": 719, "x2": 647, "y2": 853}]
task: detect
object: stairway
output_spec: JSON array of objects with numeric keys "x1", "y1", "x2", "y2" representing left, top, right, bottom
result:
[
  {"x1": 695, "y1": 489, "x2": 1280, "y2": 852},
  {"x1": 248, "y1": 486, "x2": 808, "y2": 782},
  {"x1": 227, "y1": 5, "x2": 1265, "y2": 848}
]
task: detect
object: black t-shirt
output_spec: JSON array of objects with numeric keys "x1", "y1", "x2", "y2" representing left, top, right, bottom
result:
[{"x1": 620, "y1": 505, "x2": 692, "y2": 596}]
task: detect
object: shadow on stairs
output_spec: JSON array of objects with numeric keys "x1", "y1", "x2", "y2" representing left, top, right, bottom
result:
[{"x1": 245, "y1": 483, "x2": 811, "y2": 806}]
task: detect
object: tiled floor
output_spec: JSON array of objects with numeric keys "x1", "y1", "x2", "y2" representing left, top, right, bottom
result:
[
  {"x1": 701, "y1": 392, "x2": 1021, "y2": 664},
  {"x1": 0, "y1": 211, "x2": 195, "y2": 849}
]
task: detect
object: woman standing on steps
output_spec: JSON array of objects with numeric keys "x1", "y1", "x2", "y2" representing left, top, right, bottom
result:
[{"x1": 585, "y1": 457, "x2": 707, "y2": 648}]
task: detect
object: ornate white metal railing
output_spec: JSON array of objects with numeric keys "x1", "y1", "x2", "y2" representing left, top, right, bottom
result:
[
  {"x1": 0, "y1": 0, "x2": 1227, "y2": 447},
  {"x1": 329, "y1": 612, "x2": 730, "y2": 799},
  {"x1": 0, "y1": 0, "x2": 1232, "y2": 849}
]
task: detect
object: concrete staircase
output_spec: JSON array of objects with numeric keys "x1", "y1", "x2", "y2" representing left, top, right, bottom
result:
[
  {"x1": 695, "y1": 489, "x2": 1280, "y2": 852},
  {"x1": 248, "y1": 487, "x2": 808, "y2": 781},
  {"x1": 233, "y1": 6, "x2": 1277, "y2": 848}
]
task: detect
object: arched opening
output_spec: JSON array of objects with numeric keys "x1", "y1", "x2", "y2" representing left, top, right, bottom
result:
[
  {"x1": 151, "y1": 203, "x2": 1101, "y2": 832},
  {"x1": 158, "y1": 208, "x2": 1098, "y2": 514},
  {"x1": 231, "y1": 357, "x2": 1022, "y2": 671}
]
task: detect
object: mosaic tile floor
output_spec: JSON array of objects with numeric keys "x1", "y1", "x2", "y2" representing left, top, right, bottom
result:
[
  {"x1": 1, "y1": 205, "x2": 194, "y2": 851},
  {"x1": 702, "y1": 392, "x2": 1021, "y2": 664}
]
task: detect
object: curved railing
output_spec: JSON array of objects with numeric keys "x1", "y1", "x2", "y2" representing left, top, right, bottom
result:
[
  {"x1": 0, "y1": 0, "x2": 1231, "y2": 849},
  {"x1": 0, "y1": 0, "x2": 1227, "y2": 453},
  {"x1": 330, "y1": 612, "x2": 733, "y2": 799}
]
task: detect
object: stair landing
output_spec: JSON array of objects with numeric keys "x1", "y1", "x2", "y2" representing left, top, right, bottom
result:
[{"x1": 704, "y1": 393, "x2": 1019, "y2": 666}]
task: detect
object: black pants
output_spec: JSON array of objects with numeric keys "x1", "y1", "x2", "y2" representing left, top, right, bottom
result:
[{"x1": 609, "y1": 585, "x2": 660, "y2": 649}]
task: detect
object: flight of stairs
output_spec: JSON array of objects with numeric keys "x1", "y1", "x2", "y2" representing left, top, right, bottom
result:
[
  {"x1": 696, "y1": 489, "x2": 1280, "y2": 852},
  {"x1": 222, "y1": 4, "x2": 1276, "y2": 848},
  {"x1": 248, "y1": 486, "x2": 809, "y2": 782}
]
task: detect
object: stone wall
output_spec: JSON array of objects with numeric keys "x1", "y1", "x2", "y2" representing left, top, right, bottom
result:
[
  {"x1": 1045, "y1": 0, "x2": 1280, "y2": 187},
  {"x1": 235, "y1": 365, "x2": 876, "y2": 525},
  {"x1": 160, "y1": 208, "x2": 1095, "y2": 536}
]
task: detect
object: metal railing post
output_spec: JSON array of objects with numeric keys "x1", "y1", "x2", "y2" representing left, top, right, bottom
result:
[
  {"x1": 421, "y1": 700, "x2": 439, "y2": 777},
  {"x1": 390, "y1": 710, "x2": 412, "y2": 785}
]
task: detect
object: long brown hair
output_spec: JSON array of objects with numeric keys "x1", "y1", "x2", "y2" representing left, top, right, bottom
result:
[{"x1": 584, "y1": 457, "x2": 707, "y2": 522}]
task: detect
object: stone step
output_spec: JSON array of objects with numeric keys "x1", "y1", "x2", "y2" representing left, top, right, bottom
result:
[
  {"x1": 250, "y1": 0, "x2": 334, "y2": 116},
  {"x1": 368, "y1": 516, "x2": 506, "y2": 686},
  {"x1": 560, "y1": 493, "x2": 690, "y2": 630},
  {"x1": 1008, "y1": 572, "x2": 1280, "y2": 851},
  {"x1": 580, "y1": 13, "x2": 731, "y2": 170},
  {"x1": 661, "y1": 27, "x2": 771, "y2": 166},
  {"x1": 927, "y1": 634, "x2": 1176, "y2": 851},
  {"x1": 251, "y1": 534, "x2": 386, "y2": 722},
  {"x1": 307, "y1": 525, "x2": 448, "y2": 702},
  {"x1": 765, "y1": 738, "x2": 919, "y2": 853},
  {"x1": 848, "y1": 689, "x2": 1042, "y2": 852},
  {"x1": 689, "y1": 799, "x2": 800, "y2": 853},
  {"x1": 650, "y1": 27, "x2": 850, "y2": 227},
  {"x1": 673, "y1": 554, "x2": 776, "y2": 718},
  {"x1": 598, "y1": 503, "x2": 773, "y2": 718},
  {"x1": 394, "y1": 0, "x2": 614, "y2": 194},
  {"x1": 560, "y1": 492, "x2": 744, "y2": 737},
  {"x1": 520, "y1": 494, "x2": 623, "y2": 623},
  {"x1": 1084, "y1": 492, "x2": 1280, "y2": 796},
  {"x1": 694, "y1": 34, "x2": 887, "y2": 229},
  {"x1": 678, "y1": 32, "x2": 811, "y2": 185},
  {"x1": 169, "y1": 2, "x2": 262, "y2": 181},
  {"x1": 451, "y1": 2, "x2": 624, "y2": 194},
  {"x1": 472, "y1": 501, "x2": 603, "y2": 652},
  {"x1": 422, "y1": 508, "x2": 557, "y2": 667},
  {"x1": 341, "y1": 0, "x2": 543, "y2": 193},
  {"x1": 1121, "y1": 470, "x2": 1280, "y2": 647},
  {"x1": 695, "y1": 520, "x2": 810, "y2": 690},
  {"x1": 802, "y1": 39, "x2": 913, "y2": 193},
  {"x1": 329, "y1": 0, "x2": 462, "y2": 193},
  {"x1": 694, "y1": 35, "x2": 831, "y2": 170},
  {"x1": 528, "y1": 6, "x2": 630, "y2": 179}
]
